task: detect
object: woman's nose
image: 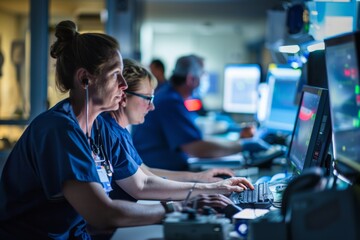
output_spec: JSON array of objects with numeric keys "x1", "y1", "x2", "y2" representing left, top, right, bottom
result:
[
  {"x1": 149, "y1": 102, "x2": 155, "y2": 111},
  {"x1": 119, "y1": 75, "x2": 128, "y2": 90}
]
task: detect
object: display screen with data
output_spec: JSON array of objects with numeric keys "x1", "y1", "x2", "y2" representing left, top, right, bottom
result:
[
  {"x1": 262, "y1": 64, "x2": 301, "y2": 132},
  {"x1": 223, "y1": 64, "x2": 261, "y2": 114},
  {"x1": 325, "y1": 32, "x2": 360, "y2": 175}
]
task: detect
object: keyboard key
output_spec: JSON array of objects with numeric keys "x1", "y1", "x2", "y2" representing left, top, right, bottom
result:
[{"x1": 230, "y1": 182, "x2": 273, "y2": 209}]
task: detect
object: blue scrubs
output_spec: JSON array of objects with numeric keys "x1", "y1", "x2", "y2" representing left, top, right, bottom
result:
[
  {"x1": 102, "y1": 113, "x2": 142, "y2": 202},
  {"x1": 0, "y1": 99, "x2": 138, "y2": 239},
  {"x1": 154, "y1": 80, "x2": 169, "y2": 94},
  {"x1": 132, "y1": 84, "x2": 202, "y2": 171}
]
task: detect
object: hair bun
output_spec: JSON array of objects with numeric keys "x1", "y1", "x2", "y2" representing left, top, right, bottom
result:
[
  {"x1": 55, "y1": 20, "x2": 78, "y2": 42},
  {"x1": 50, "y1": 20, "x2": 78, "y2": 59}
]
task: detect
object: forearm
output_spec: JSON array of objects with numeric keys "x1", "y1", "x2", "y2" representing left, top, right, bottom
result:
[
  {"x1": 107, "y1": 200, "x2": 165, "y2": 227},
  {"x1": 116, "y1": 169, "x2": 249, "y2": 201},
  {"x1": 118, "y1": 172, "x2": 216, "y2": 201},
  {"x1": 133, "y1": 176, "x2": 199, "y2": 200},
  {"x1": 141, "y1": 164, "x2": 195, "y2": 181},
  {"x1": 63, "y1": 181, "x2": 166, "y2": 230},
  {"x1": 132, "y1": 176, "x2": 227, "y2": 200},
  {"x1": 143, "y1": 164, "x2": 235, "y2": 183},
  {"x1": 149, "y1": 167, "x2": 197, "y2": 182},
  {"x1": 182, "y1": 139, "x2": 242, "y2": 158}
]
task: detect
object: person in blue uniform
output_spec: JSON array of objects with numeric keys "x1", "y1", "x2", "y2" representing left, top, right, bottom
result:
[
  {"x1": 0, "y1": 21, "x2": 225, "y2": 239},
  {"x1": 149, "y1": 58, "x2": 168, "y2": 93},
  {"x1": 132, "y1": 54, "x2": 270, "y2": 171},
  {"x1": 103, "y1": 59, "x2": 253, "y2": 203},
  {"x1": 102, "y1": 59, "x2": 246, "y2": 200}
]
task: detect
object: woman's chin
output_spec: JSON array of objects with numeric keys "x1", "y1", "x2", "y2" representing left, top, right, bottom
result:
[
  {"x1": 134, "y1": 120, "x2": 144, "y2": 125},
  {"x1": 103, "y1": 103, "x2": 120, "y2": 112}
]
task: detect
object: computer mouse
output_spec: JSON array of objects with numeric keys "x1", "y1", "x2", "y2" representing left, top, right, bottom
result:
[
  {"x1": 214, "y1": 174, "x2": 233, "y2": 179},
  {"x1": 255, "y1": 175, "x2": 271, "y2": 184}
]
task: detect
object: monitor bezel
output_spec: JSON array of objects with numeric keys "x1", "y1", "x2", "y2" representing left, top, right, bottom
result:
[{"x1": 287, "y1": 85, "x2": 331, "y2": 176}]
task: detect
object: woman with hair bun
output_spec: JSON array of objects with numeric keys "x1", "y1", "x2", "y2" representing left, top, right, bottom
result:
[{"x1": 0, "y1": 20, "x2": 165, "y2": 239}]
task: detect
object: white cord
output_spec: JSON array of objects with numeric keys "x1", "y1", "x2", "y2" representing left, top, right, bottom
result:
[{"x1": 85, "y1": 84, "x2": 90, "y2": 140}]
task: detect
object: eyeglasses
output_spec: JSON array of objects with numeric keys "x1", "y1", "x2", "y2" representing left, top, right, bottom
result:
[{"x1": 125, "y1": 91, "x2": 154, "y2": 105}]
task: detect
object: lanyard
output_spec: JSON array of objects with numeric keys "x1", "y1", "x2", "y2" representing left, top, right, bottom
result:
[{"x1": 89, "y1": 120, "x2": 113, "y2": 177}]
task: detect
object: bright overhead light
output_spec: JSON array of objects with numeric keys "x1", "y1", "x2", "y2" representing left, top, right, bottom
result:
[
  {"x1": 307, "y1": 42, "x2": 325, "y2": 52},
  {"x1": 278, "y1": 45, "x2": 300, "y2": 54}
]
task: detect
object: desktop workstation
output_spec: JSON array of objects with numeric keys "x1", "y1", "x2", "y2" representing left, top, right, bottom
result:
[
  {"x1": 249, "y1": 31, "x2": 360, "y2": 240},
  {"x1": 112, "y1": 31, "x2": 360, "y2": 240},
  {"x1": 188, "y1": 63, "x2": 302, "y2": 173}
]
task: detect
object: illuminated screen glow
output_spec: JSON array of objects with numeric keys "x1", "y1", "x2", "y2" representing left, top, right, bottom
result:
[
  {"x1": 222, "y1": 64, "x2": 261, "y2": 114},
  {"x1": 262, "y1": 64, "x2": 302, "y2": 132},
  {"x1": 325, "y1": 36, "x2": 360, "y2": 173},
  {"x1": 289, "y1": 91, "x2": 321, "y2": 173}
]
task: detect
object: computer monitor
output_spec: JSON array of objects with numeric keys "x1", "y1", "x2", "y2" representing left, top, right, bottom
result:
[
  {"x1": 295, "y1": 50, "x2": 329, "y2": 105},
  {"x1": 260, "y1": 64, "x2": 301, "y2": 133},
  {"x1": 324, "y1": 31, "x2": 360, "y2": 183},
  {"x1": 287, "y1": 85, "x2": 332, "y2": 176},
  {"x1": 222, "y1": 64, "x2": 261, "y2": 114}
]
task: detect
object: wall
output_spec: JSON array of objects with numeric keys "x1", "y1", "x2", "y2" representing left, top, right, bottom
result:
[
  {"x1": 140, "y1": 20, "x2": 268, "y2": 110},
  {"x1": 0, "y1": 12, "x2": 23, "y2": 118}
]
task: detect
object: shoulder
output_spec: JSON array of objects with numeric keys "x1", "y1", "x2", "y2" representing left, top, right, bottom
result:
[
  {"x1": 29, "y1": 100, "x2": 81, "y2": 137},
  {"x1": 155, "y1": 86, "x2": 183, "y2": 108}
]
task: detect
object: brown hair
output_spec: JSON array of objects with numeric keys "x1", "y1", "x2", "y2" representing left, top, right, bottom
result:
[{"x1": 50, "y1": 20, "x2": 120, "y2": 93}]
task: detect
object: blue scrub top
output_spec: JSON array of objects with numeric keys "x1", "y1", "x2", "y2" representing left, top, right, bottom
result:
[
  {"x1": 0, "y1": 99, "x2": 137, "y2": 239},
  {"x1": 102, "y1": 112, "x2": 142, "y2": 202},
  {"x1": 132, "y1": 84, "x2": 202, "y2": 171}
]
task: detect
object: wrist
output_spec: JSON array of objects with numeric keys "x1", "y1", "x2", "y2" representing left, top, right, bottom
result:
[{"x1": 161, "y1": 201, "x2": 182, "y2": 214}]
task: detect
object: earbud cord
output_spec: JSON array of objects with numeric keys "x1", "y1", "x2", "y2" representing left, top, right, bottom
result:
[{"x1": 85, "y1": 84, "x2": 91, "y2": 143}]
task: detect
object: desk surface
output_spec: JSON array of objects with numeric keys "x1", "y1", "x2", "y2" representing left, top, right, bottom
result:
[
  {"x1": 111, "y1": 224, "x2": 243, "y2": 240},
  {"x1": 111, "y1": 225, "x2": 164, "y2": 240}
]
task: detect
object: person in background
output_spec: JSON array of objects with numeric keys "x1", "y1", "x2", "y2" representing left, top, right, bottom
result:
[
  {"x1": 0, "y1": 21, "x2": 239, "y2": 239},
  {"x1": 149, "y1": 58, "x2": 168, "y2": 93},
  {"x1": 102, "y1": 58, "x2": 254, "y2": 203},
  {"x1": 132, "y1": 54, "x2": 270, "y2": 171}
]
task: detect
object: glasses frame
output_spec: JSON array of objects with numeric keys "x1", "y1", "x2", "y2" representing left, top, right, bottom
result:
[{"x1": 125, "y1": 91, "x2": 154, "y2": 105}]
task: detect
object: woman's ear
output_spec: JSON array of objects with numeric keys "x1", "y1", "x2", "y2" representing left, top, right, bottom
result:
[{"x1": 76, "y1": 68, "x2": 91, "y2": 88}]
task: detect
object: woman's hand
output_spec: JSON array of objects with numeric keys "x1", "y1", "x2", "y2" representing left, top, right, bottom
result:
[
  {"x1": 194, "y1": 168, "x2": 235, "y2": 183},
  {"x1": 187, "y1": 193, "x2": 233, "y2": 209},
  {"x1": 211, "y1": 177, "x2": 254, "y2": 195},
  {"x1": 177, "y1": 194, "x2": 232, "y2": 214},
  {"x1": 182, "y1": 194, "x2": 242, "y2": 218}
]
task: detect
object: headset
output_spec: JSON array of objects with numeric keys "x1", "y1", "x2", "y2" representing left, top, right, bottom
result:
[
  {"x1": 281, "y1": 167, "x2": 325, "y2": 219},
  {"x1": 82, "y1": 78, "x2": 89, "y2": 86}
]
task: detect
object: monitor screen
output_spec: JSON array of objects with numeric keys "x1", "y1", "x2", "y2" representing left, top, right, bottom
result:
[
  {"x1": 288, "y1": 86, "x2": 331, "y2": 175},
  {"x1": 324, "y1": 31, "x2": 360, "y2": 180},
  {"x1": 222, "y1": 64, "x2": 261, "y2": 114},
  {"x1": 261, "y1": 64, "x2": 301, "y2": 133}
]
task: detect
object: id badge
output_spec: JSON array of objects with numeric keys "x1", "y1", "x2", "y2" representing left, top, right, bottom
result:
[{"x1": 96, "y1": 166, "x2": 113, "y2": 194}]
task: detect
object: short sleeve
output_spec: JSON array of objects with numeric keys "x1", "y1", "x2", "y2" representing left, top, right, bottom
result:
[{"x1": 158, "y1": 98, "x2": 202, "y2": 150}]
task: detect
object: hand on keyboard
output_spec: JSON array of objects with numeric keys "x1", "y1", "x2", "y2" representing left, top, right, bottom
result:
[
  {"x1": 229, "y1": 182, "x2": 274, "y2": 209},
  {"x1": 185, "y1": 194, "x2": 242, "y2": 219}
]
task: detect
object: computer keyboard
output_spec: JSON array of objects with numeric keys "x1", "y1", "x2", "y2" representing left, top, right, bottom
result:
[{"x1": 230, "y1": 182, "x2": 274, "y2": 209}]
